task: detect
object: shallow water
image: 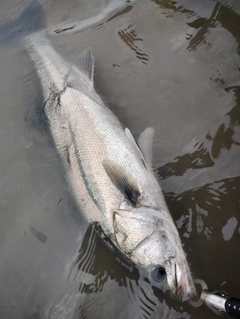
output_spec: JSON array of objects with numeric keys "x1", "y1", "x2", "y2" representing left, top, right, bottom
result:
[{"x1": 0, "y1": 0, "x2": 239, "y2": 318}]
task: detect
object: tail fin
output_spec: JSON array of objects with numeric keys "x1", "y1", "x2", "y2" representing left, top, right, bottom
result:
[{"x1": 0, "y1": 1, "x2": 45, "y2": 44}]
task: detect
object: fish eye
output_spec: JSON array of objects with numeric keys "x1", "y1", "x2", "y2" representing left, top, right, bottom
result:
[{"x1": 151, "y1": 266, "x2": 166, "y2": 283}]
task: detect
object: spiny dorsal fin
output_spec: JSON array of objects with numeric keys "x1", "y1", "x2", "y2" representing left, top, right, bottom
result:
[
  {"x1": 137, "y1": 127, "x2": 154, "y2": 171},
  {"x1": 102, "y1": 160, "x2": 140, "y2": 206},
  {"x1": 74, "y1": 47, "x2": 94, "y2": 82}
]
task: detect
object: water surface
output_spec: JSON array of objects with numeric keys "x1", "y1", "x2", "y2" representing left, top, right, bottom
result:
[{"x1": 0, "y1": 0, "x2": 239, "y2": 318}]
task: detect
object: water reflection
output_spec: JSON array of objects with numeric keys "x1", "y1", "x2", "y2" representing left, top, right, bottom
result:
[
  {"x1": 118, "y1": 25, "x2": 149, "y2": 64},
  {"x1": 152, "y1": 0, "x2": 240, "y2": 55},
  {"x1": 158, "y1": 141, "x2": 214, "y2": 179},
  {"x1": 154, "y1": 0, "x2": 200, "y2": 22},
  {"x1": 222, "y1": 217, "x2": 238, "y2": 241},
  {"x1": 203, "y1": 83, "x2": 240, "y2": 159},
  {"x1": 164, "y1": 176, "x2": 240, "y2": 295},
  {"x1": 105, "y1": 5, "x2": 133, "y2": 23},
  {"x1": 187, "y1": 2, "x2": 221, "y2": 52},
  {"x1": 166, "y1": 177, "x2": 240, "y2": 239},
  {"x1": 154, "y1": 0, "x2": 240, "y2": 164},
  {"x1": 49, "y1": 0, "x2": 136, "y2": 35},
  {"x1": 77, "y1": 224, "x2": 138, "y2": 294},
  {"x1": 29, "y1": 226, "x2": 48, "y2": 244},
  {"x1": 187, "y1": 2, "x2": 240, "y2": 54}
]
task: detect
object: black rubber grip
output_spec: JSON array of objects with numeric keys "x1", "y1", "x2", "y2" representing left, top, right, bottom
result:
[{"x1": 225, "y1": 298, "x2": 240, "y2": 318}]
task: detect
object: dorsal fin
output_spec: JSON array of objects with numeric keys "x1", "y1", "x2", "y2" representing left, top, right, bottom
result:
[
  {"x1": 137, "y1": 127, "x2": 154, "y2": 171},
  {"x1": 74, "y1": 47, "x2": 94, "y2": 82},
  {"x1": 102, "y1": 160, "x2": 140, "y2": 206},
  {"x1": 125, "y1": 128, "x2": 143, "y2": 161},
  {"x1": 125, "y1": 127, "x2": 154, "y2": 173}
]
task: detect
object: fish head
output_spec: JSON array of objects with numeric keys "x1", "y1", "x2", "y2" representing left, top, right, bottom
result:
[{"x1": 113, "y1": 207, "x2": 196, "y2": 301}]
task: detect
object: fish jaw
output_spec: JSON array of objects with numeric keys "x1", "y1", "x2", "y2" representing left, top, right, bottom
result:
[{"x1": 164, "y1": 258, "x2": 196, "y2": 301}]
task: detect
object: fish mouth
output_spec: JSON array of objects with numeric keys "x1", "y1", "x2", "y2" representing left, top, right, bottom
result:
[{"x1": 166, "y1": 259, "x2": 196, "y2": 301}]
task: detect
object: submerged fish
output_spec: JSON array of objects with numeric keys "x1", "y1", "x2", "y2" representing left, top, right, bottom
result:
[{"x1": 25, "y1": 32, "x2": 196, "y2": 300}]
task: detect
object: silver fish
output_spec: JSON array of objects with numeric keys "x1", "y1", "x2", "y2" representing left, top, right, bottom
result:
[{"x1": 25, "y1": 32, "x2": 196, "y2": 300}]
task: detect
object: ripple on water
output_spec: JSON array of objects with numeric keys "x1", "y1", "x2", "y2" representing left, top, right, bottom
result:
[{"x1": 48, "y1": 224, "x2": 193, "y2": 319}]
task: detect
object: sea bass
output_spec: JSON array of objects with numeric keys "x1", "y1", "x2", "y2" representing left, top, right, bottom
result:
[{"x1": 25, "y1": 32, "x2": 195, "y2": 300}]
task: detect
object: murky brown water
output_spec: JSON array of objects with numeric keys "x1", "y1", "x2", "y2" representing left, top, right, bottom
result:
[{"x1": 0, "y1": 0, "x2": 239, "y2": 318}]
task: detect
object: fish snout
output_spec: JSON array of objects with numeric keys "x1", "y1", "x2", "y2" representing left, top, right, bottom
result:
[{"x1": 167, "y1": 259, "x2": 196, "y2": 301}]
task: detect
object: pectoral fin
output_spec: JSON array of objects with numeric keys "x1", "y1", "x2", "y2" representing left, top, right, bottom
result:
[{"x1": 102, "y1": 160, "x2": 140, "y2": 206}]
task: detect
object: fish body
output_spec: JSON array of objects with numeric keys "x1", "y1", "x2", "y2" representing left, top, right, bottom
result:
[{"x1": 26, "y1": 32, "x2": 195, "y2": 300}]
